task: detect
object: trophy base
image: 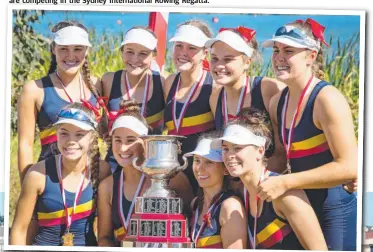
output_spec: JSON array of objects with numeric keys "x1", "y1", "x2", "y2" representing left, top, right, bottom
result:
[{"x1": 121, "y1": 241, "x2": 194, "y2": 248}]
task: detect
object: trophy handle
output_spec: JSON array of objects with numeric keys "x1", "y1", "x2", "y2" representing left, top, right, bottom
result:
[
  {"x1": 177, "y1": 156, "x2": 189, "y2": 172},
  {"x1": 132, "y1": 157, "x2": 143, "y2": 172}
]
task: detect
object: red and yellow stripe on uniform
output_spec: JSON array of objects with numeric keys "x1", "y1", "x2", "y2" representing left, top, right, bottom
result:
[
  {"x1": 197, "y1": 235, "x2": 223, "y2": 248},
  {"x1": 146, "y1": 110, "x2": 164, "y2": 130},
  {"x1": 40, "y1": 127, "x2": 57, "y2": 146},
  {"x1": 37, "y1": 200, "x2": 94, "y2": 227},
  {"x1": 114, "y1": 226, "x2": 127, "y2": 241},
  {"x1": 256, "y1": 218, "x2": 292, "y2": 248},
  {"x1": 289, "y1": 133, "x2": 330, "y2": 159},
  {"x1": 165, "y1": 111, "x2": 214, "y2": 136}
]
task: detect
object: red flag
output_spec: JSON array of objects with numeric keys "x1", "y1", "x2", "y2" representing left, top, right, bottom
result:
[{"x1": 148, "y1": 12, "x2": 169, "y2": 74}]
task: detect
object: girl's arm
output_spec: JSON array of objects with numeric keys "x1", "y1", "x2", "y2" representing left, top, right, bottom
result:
[
  {"x1": 219, "y1": 196, "x2": 247, "y2": 249},
  {"x1": 17, "y1": 80, "x2": 40, "y2": 182},
  {"x1": 10, "y1": 163, "x2": 45, "y2": 245},
  {"x1": 274, "y1": 189, "x2": 327, "y2": 250},
  {"x1": 97, "y1": 175, "x2": 116, "y2": 247},
  {"x1": 261, "y1": 77, "x2": 286, "y2": 112}
]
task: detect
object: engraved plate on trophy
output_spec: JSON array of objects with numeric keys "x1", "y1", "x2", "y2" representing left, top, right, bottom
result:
[
  {"x1": 128, "y1": 219, "x2": 138, "y2": 236},
  {"x1": 156, "y1": 198, "x2": 168, "y2": 214},
  {"x1": 135, "y1": 197, "x2": 144, "y2": 214},
  {"x1": 140, "y1": 221, "x2": 153, "y2": 236},
  {"x1": 152, "y1": 220, "x2": 166, "y2": 237},
  {"x1": 170, "y1": 221, "x2": 182, "y2": 237},
  {"x1": 169, "y1": 198, "x2": 181, "y2": 214},
  {"x1": 144, "y1": 198, "x2": 156, "y2": 213}
]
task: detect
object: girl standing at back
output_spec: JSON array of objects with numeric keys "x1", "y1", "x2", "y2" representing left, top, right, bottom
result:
[{"x1": 164, "y1": 20, "x2": 216, "y2": 200}]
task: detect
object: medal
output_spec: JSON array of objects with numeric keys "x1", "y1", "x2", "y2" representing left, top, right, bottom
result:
[
  {"x1": 62, "y1": 232, "x2": 75, "y2": 246},
  {"x1": 281, "y1": 75, "x2": 314, "y2": 174},
  {"x1": 172, "y1": 70, "x2": 205, "y2": 134},
  {"x1": 57, "y1": 155, "x2": 89, "y2": 246}
]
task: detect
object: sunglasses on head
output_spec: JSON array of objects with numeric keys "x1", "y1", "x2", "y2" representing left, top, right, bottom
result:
[
  {"x1": 274, "y1": 26, "x2": 309, "y2": 41},
  {"x1": 57, "y1": 108, "x2": 97, "y2": 129}
]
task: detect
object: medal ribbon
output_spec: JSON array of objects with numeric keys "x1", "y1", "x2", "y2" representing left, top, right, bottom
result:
[
  {"x1": 172, "y1": 70, "x2": 205, "y2": 134},
  {"x1": 57, "y1": 155, "x2": 90, "y2": 231},
  {"x1": 222, "y1": 76, "x2": 249, "y2": 126},
  {"x1": 56, "y1": 71, "x2": 86, "y2": 103},
  {"x1": 118, "y1": 170, "x2": 145, "y2": 237},
  {"x1": 244, "y1": 168, "x2": 266, "y2": 249},
  {"x1": 281, "y1": 75, "x2": 314, "y2": 173},
  {"x1": 191, "y1": 192, "x2": 224, "y2": 245},
  {"x1": 124, "y1": 72, "x2": 150, "y2": 116}
]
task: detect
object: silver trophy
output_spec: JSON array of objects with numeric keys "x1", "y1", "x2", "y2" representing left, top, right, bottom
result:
[{"x1": 123, "y1": 135, "x2": 193, "y2": 248}]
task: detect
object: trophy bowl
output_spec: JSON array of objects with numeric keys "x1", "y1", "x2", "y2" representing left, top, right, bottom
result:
[{"x1": 132, "y1": 135, "x2": 188, "y2": 198}]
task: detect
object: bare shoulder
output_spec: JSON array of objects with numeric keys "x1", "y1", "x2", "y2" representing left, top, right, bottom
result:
[
  {"x1": 220, "y1": 196, "x2": 244, "y2": 215},
  {"x1": 99, "y1": 160, "x2": 112, "y2": 181},
  {"x1": 98, "y1": 173, "x2": 114, "y2": 193},
  {"x1": 315, "y1": 84, "x2": 348, "y2": 108},
  {"x1": 260, "y1": 77, "x2": 286, "y2": 111},
  {"x1": 273, "y1": 189, "x2": 308, "y2": 218},
  {"x1": 23, "y1": 159, "x2": 47, "y2": 193},
  {"x1": 21, "y1": 79, "x2": 43, "y2": 97},
  {"x1": 268, "y1": 91, "x2": 283, "y2": 124}
]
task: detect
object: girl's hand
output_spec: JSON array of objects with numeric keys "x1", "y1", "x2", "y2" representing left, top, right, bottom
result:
[
  {"x1": 343, "y1": 179, "x2": 357, "y2": 193},
  {"x1": 257, "y1": 175, "x2": 289, "y2": 202}
]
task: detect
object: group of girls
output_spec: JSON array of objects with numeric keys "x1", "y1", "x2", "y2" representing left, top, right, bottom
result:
[{"x1": 10, "y1": 16, "x2": 358, "y2": 250}]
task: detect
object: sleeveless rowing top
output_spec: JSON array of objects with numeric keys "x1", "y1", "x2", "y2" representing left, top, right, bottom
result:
[
  {"x1": 36, "y1": 76, "x2": 97, "y2": 162},
  {"x1": 247, "y1": 172, "x2": 303, "y2": 249},
  {"x1": 108, "y1": 70, "x2": 165, "y2": 133},
  {"x1": 215, "y1": 76, "x2": 266, "y2": 130},
  {"x1": 276, "y1": 81, "x2": 356, "y2": 221},
  {"x1": 33, "y1": 155, "x2": 96, "y2": 246},
  {"x1": 191, "y1": 190, "x2": 236, "y2": 249},
  {"x1": 164, "y1": 71, "x2": 215, "y2": 192},
  {"x1": 111, "y1": 168, "x2": 133, "y2": 243}
]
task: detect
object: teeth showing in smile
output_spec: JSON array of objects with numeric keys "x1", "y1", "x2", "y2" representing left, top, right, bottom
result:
[
  {"x1": 228, "y1": 162, "x2": 240, "y2": 167},
  {"x1": 198, "y1": 175, "x2": 209, "y2": 179},
  {"x1": 64, "y1": 61, "x2": 78, "y2": 66},
  {"x1": 177, "y1": 58, "x2": 189, "y2": 64},
  {"x1": 277, "y1": 66, "x2": 289, "y2": 71},
  {"x1": 120, "y1": 154, "x2": 131, "y2": 159}
]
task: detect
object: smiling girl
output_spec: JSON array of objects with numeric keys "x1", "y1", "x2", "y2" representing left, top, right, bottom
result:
[
  {"x1": 261, "y1": 18, "x2": 357, "y2": 250},
  {"x1": 11, "y1": 103, "x2": 110, "y2": 246},
  {"x1": 164, "y1": 20, "x2": 216, "y2": 200},
  {"x1": 184, "y1": 133, "x2": 247, "y2": 249},
  {"x1": 211, "y1": 108, "x2": 327, "y2": 249},
  {"x1": 17, "y1": 21, "x2": 101, "y2": 182},
  {"x1": 101, "y1": 26, "x2": 165, "y2": 173},
  {"x1": 206, "y1": 27, "x2": 285, "y2": 131}
]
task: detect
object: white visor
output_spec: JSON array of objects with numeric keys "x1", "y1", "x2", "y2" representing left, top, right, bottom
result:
[
  {"x1": 53, "y1": 26, "x2": 92, "y2": 47},
  {"x1": 262, "y1": 25, "x2": 320, "y2": 51},
  {"x1": 121, "y1": 28, "x2": 158, "y2": 50},
  {"x1": 110, "y1": 115, "x2": 148, "y2": 136},
  {"x1": 211, "y1": 124, "x2": 266, "y2": 149},
  {"x1": 169, "y1": 25, "x2": 210, "y2": 48},
  {"x1": 205, "y1": 30, "x2": 254, "y2": 57},
  {"x1": 184, "y1": 138, "x2": 223, "y2": 162}
]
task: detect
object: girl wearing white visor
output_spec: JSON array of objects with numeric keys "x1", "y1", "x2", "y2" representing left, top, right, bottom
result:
[
  {"x1": 184, "y1": 132, "x2": 247, "y2": 249},
  {"x1": 17, "y1": 20, "x2": 103, "y2": 244},
  {"x1": 205, "y1": 27, "x2": 285, "y2": 132},
  {"x1": 262, "y1": 19, "x2": 357, "y2": 250},
  {"x1": 97, "y1": 100, "x2": 190, "y2": 246},
  {"x1": 101, "y1": 26, "x2": 165, "y2": 173},
  {"x1": 211, "y1": 107, "x2": 327, "y2": 249},
  {"x1": 164, "y1": 20, "x2": 216, "y2": 200},
  {"x1": 11, "y1": 102, "x2": 111, "y2": 246}
]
